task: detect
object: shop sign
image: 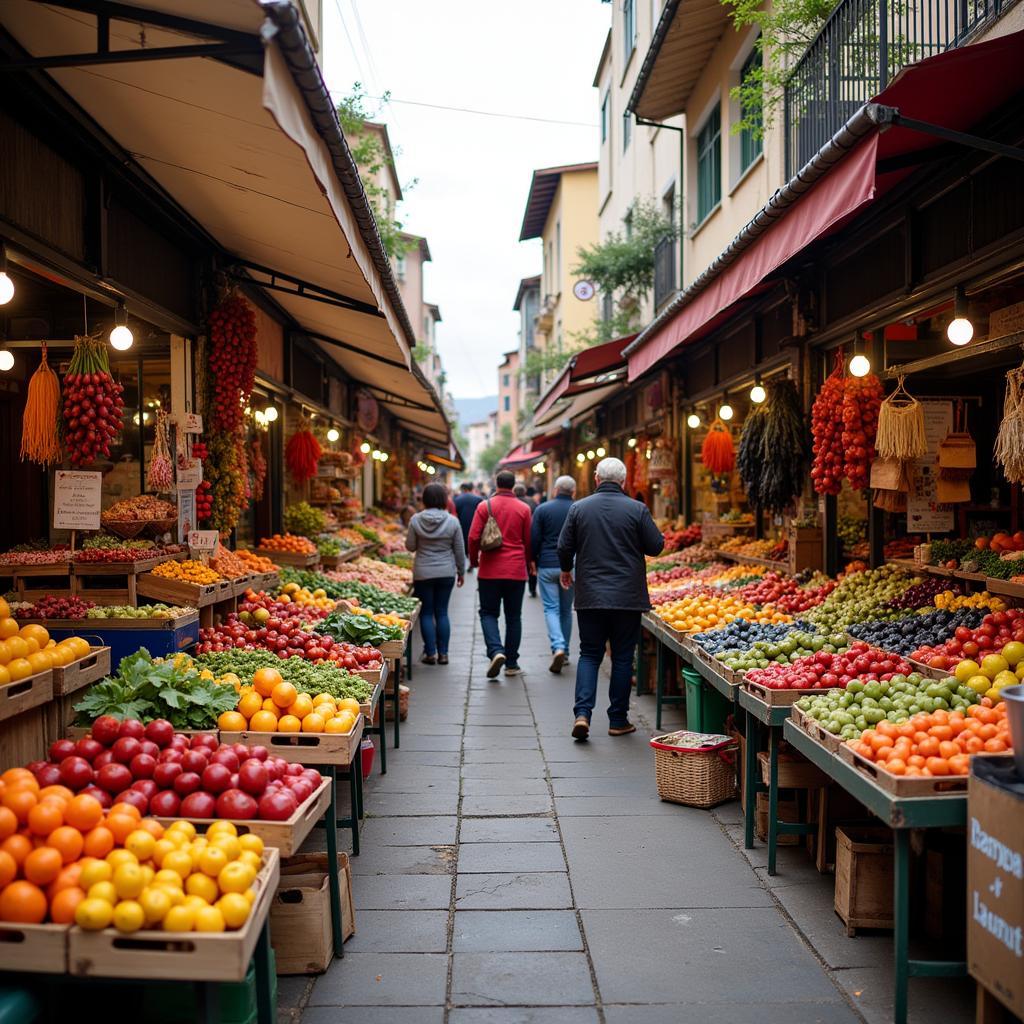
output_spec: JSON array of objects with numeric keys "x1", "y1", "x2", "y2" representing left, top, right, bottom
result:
[
  {"x1": 179, "y1": 412, "x2": 204, "y2": 433},
  {"x1": 572, "y1": 280, "x2": 595, "y2": 301},
  {"x1": 188, "y1": 530, "x2": 219, "y2": 558},
  {"x1": 907, "y1": 401, "x2": 954, "y2": 532},
  {"x1": 53, "y1": 470, "x2": 102, "y2": 531},
  {"x1": 989, "y1": 301, "x2": 1024, "y2": 340},
  {"x1": 177, "y1": 460, "x2": 203, "y2": 489},
  {"x1": 177, "y1": 487, "x2": 196, "y2": 540}
]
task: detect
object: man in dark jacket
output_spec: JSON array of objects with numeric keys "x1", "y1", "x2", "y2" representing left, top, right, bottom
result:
[
  {"x1": 557, "y1": 457, "x2": 664, "y2": 739},
  {"x1": 513, "y1": 483, "x2": 538, "y2": 597},
  {"x1": 531, "y1": 475, "x2": 576, "y2": 673},
  {"x1": 453, "y1": 482, "x2": 483, "y2": 572}
]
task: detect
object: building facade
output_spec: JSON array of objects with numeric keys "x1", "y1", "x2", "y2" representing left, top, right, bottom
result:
[
  {"x1": 497, "y1": 350, "x2": 520, "y2": 441},
  {"x1": 513, "y1": 275, "x2": 542, "y2": 425}
]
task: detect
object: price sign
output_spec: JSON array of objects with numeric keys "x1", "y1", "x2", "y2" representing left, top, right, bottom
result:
[
  {"x1": 188, "y1": 530, "x2": 219, "y2": 557},
  {"x1": 180, "y1": 412, "x2": 203, "y2": 433},
  {"x1": 53, "y1": 471, "x2": 102, "y2": 530},
  {"x1": 907, "y1": 401, "x2": 954, "y2": 532},
  {"x1": 177, "y1": 460, "x2": 203, "y2": 489},
  {"x1": 177, "y1": 487, "x2": 196, "y2": 541}
]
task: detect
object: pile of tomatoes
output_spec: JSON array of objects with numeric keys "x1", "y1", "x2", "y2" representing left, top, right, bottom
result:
[{"x1": 909, "y1": 608, "x2": 1024, "y2": 669}]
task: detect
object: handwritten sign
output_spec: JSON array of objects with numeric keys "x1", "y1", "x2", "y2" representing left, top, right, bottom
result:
[
  {"x1": 188, "y1": 530, "x2": 219, "y2": 557},
  {"x1": 180, "y1": 412, "x2": 203, "y2": 434},
  {"x1": 907, "y1": 401, "x2": 954, "y2": 533},
  {"x1": 177, "y1": 460, "x2": 202, "y2": 489},
  {"x1": 53, "y1": 471, "x2": 102, "y2": 530},
  {"x1": 177, "y1": 487, "x2": 195, "y2": 542}
]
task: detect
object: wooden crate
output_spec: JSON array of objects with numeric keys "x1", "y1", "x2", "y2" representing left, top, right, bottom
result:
[
  {"x1": 353, "y1": 662, "x2": 387, "y2": 687},
  {"x1": 812, "y1": 784, "x2": 874, "y2": 874},
  {"x1": 219, "y1": 716, "x2": 363, "y2": 766},
  {"x1": 359, "y1": 680, "x2": 383, "y2": 720},
  {"x1": 13, "y1": 563, "x2": 72, "y2": 603},
  {"x1": 136, "y1": 573, "x2": 231, "y2": 608},
  {"x1": 154, "y1": 777, "x2": 331, "y2": 858},
  {"x1": 272, "y1": 852, "x2": 355, "y2": 974},
  {"x1": 907, "y1": 656, "x2": 953, "y2": 680},
  {"x1": 68, "y1": 849, "x2": 280, "y2": 981},
  {"x1": 837, "y1": 742, "x2": 970, "y2": 795},
  {"x1": 52, "y1": 646, "x2": 111, "y2": 697},
  {"x1": 255, "y1": 550, "x2": 317, "y2": 568},
  {"x1": 834, "y1": 825, "x2": 894, "y2": 935},
  {"x1": 378, "y1": 637, "x2": 407, "y2": 659},
  {"x1": 0, "y1": 922, "x2": 68, "y2": 974},
  {"x1": 758, "y1": 749, "x2": 828, "y2": 789},
  {"x1": 790, "y1": 706, "x2": 845, "y2": 753},
  {"x1": 200, "y1": 593, "x2": 238, "y2": 630},
  {"x1": 755, "y1": 791, "x2": 802, "y2": 845},
  {"x1": 0, "y1": 669, "x2": 53, "y2": 723},
  {"x1": 0, "y1": 704, "x2": 49, "y2": 769},
  {"x1": 745, "y1": 680, "x2": 834, "y2": 706}
]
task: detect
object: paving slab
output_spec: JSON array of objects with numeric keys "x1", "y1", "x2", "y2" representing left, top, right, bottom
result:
[
  {"x1": 363, "y1": 816, "x2": 458, "y2": 846},
  {"x1": 352, "y1": 873, "x2": 453, "y2": 910},
  {"x1": 386, "y1": 733, "x2": 463, "y2": 751},
  {"x1": 460, "y1": 777, "x2": 550, "y2": 796},
  {"x1": 459, "y1": 817, "x2": 559, "y2": 843},
  {"x1": 461, "y1": 747, "x2": 546, "y2": 765},
  {"x1": 450, "y1": 952, "x2": 594, "y2": 1006},
  {"x1": 463, "y1": 735, "x2": 541, "y2": 750},
  {"x1": 553, "y1": 795, "x2": 682, "y2": 816},
  {"x1": 455, "y1": 871, "x2": 573, "y2": 910},
  {"x1": 462, "y1": 793, "x2": 553, "y2": 816},
  {"x1": 350, "y1": 844, "x2": 455, "y2": 876},
  {"x1": 345, "y1": 910, "x2": 450, "y2": 953},
  {"x1": 602, "y1": 1004, "x2": 859, "y2": 1024},
  {"x1": 452, "y1": 910, "x2": 583, "y2": 952},
  {"x1": 308, "y1": 952, "x2": 448, "y2": 1006},
  {"x1": 829, "y1": 964, "x2": 975, "y2": 1024},
  {"x1": 449, "y1": 1010, "x2": 599, "y2": 1024},
  {"x1": 303, "y1": 1008, "x2": 445, "y2": 1024},
  {"x1": 457, "y1": 841, "x2": 565, "y2": 873},
  {"x1": 460, "y1": 763, "x2": 549, "y2": 780},
  {"x1": 368, "y1": 792, "x2": 460, "y2": 816}
]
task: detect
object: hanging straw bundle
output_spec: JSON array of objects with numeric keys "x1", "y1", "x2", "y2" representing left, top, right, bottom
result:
[
  {"x1": 994, "y1": 364, "x2": 1024, "y2": 484},
  {"x1": 702, "y1": 418, "x2": 735, "y2": 475},
  {"x1": 875, "y1": 376, "x2": 927, "y2": 461},
  {"x1": 20, "y1": 344, "x2": 62, "y2": 465}
]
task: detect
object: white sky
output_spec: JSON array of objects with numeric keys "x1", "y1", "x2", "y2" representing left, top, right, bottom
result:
[{"x1": 319, "y1": 0, "x2": 611, "y2": 401}]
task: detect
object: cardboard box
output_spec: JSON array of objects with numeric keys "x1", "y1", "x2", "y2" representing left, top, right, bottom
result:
[
  {"x1": 271, "y1": 853, "x2": 355, "y2": 974},
  {"x1": 968, "y1": 756, "x2": 1024, "y2": 1018}
]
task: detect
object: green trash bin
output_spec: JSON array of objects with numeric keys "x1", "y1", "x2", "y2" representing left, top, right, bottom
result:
[{"x1": 683, "y1": 667, "x2": 731, "y2": 734}]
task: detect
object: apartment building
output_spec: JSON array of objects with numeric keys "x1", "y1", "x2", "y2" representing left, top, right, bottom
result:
[
  {"x1": 518, "y1": 163, "x2": 600, "y2": 389},
  {"x1": 497, "y1": 350, "x2": 520, "y2": 441},
  {"x1": 393, "y1": 233, "x2": 446, "y2": 394},
  {"x1": 466, "y1": 412, "x2": 498, "y2": 478},
  {"x1": 513, "y1": 275, "x2": 542, "y2": 422}
]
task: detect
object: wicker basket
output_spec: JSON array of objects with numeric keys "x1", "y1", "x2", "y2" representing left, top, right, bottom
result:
[{"x1": 650, "y1": 731, "x2": 737, "y2": 808}]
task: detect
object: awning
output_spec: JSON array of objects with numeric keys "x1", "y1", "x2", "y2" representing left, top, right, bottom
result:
[
  {"x1": 499, "y1": 433, "x2": 562, "y2": 469},
  {"x1": 424, "y1": 449, "x2": 465, "y2": 472},
  {"x1": 626, "y1": 29, "x2": 1024, "y2": 382},
  {"x1": 533, "y1": 382, "x2": 622, "y2": 432},
  {"x1": 533, "y1": 334, "x2": 636, "y2": 420},
  {"x1": 0, "y1": 1, "x2": 452, "y2": 446}
]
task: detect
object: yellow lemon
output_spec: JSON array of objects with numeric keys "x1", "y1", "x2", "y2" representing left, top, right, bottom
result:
[
  {"x1": 151, "y1": 839, "x2": 176, "y2": 868},
  {"x1": 238, "y1": 834, "x2": 264, "y2": 856},
  {"x1": 237, "y1": 850, "x2": 262, "y2": 871},
  {"x1": 217, "y1": 861, "x2": 254, "y2": 894},
  {"x1": 185, "y1": 872, "x2": 219, "y2": 904},
  {"x1": 216, "y1": 892, "x2": 251, "y2": 929},
  {"x1": 153, "y1": 868, "x2": 184, "y2": 889},
  {"x1": 112, "y1": 899, "x2": 145, "y2": 934},
  {"x1": 198, "y1": 846, "x2": 228, "y2": 878},
  {"x1": 113, "y1": 862, "x2": 146, "y2": 900},
  {"x1": 163, "y1": 904, "x2": 196, "y2": 932},
  {"x1": 105, "y1": 849, "x2": 138, "y2": 871},
  {"x1": 207, "y1": 821, "x2": 238, "y2": 839},
  {"x1": 79, "y1": 859, "x2": 113, "y2": 889},
  {"x1": 162, "y1": 850, "x2": 193, "y2": 880},
  {"x1": 75, "y1": 897, "x2": 114, "y2": 931},
  {"x1": 87, "y1": 881, "x2": 117, "y2": 905},
  {"x1": 167, "y1": 821, "x2": 196, "y2": 840},
  {"x1": 125, "y1": 829, "x2": 156, "y2": 863},
  {"x1": 194, "y1": 905, "x2": 226, "y2": 932},
  {"x1": 139, "y1": 886, "x2": 172, "y2": 926}
]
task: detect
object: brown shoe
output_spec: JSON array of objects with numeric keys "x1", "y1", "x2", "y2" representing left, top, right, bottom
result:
[
  {"x1": 608, "y1": 723, "x2": 637, "y2": 736},
  {"x1": 549, "y1": 650, "x2": 566, "y2": 674},
  {"x1": 571, "y1": 717, "x2": 590, "y2": 741}
]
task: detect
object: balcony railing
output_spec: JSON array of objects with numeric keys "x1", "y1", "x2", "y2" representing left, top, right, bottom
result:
[
  {"x1": 784, "y1": 0, "x2": 1007, "y2": 176},
  {"x1": 653, "y1": 235, "x2": 676, "y2": 311}
]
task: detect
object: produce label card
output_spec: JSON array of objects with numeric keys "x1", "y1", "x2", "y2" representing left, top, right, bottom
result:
[
  {"x1": 188, "y1": 530, "x2": 219, "y2": 557},
  {"x1": 180, "y1": 412, "x2": 203, "y2": 433},
  {"x1": 177, "y1": 487, "x2": 196, "y2": 541},
  {"x1": 177, "y1": 460, "x2": 203, "y2": 489},
  {"x1": 54, "y1": 470, "x2": 102, "y2": 530}
]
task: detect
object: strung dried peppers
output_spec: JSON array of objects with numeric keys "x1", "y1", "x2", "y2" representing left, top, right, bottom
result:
[
  {"x1": 702, "y1": 418, "x2": 735, "y2": 475},
  {"x1": 286, "y1": 425, "x2": 322, "y2": 484},
  {"x1": 20, "y1": 344, "x2": 62, "y2": 465}
]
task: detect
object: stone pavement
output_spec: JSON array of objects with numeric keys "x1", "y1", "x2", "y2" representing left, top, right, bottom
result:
[{"x1": 281, "y1": 579, "x2": 970, "y2": 1024}]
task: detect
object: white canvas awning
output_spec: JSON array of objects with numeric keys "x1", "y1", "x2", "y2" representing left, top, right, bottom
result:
[{"x1": 0, "y1": 0, "x2": 452, "y2": 445}]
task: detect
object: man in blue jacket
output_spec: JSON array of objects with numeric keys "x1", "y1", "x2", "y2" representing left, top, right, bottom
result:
[
  {"x1": 453, "y1": 482, "x2": 483, "y2": 571},
  {"x1": 530, "y1": 475, "x2": 576, "y2": 673},
  {"x1": 557, "y1": 458, "x2": 664, "y2": 739}
]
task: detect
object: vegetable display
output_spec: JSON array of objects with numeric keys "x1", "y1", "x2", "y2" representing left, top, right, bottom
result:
[
  {"x1": 810, "y1": 354, "x2": 846, "y2": 495},
  {"x1": 16, "y1": 595, "x2": 96, "y2": 620},
  {"x1": 317, "y1": 609, "x2": 405, "y2": 646},
  {"x1": 193, "y1": 650, "x2": 373, "y2": 702},
  {"x1": 285, "y1": 425, "x2": 322, "y2": 485},
  {"x1": 20, "y1": 345, "x2": 62, "y2": 466},
  {"x1": 282, "y1": 502, "x2": 327, "y2": 538},
  {"x1": 259, "y1": 534, "x2": 317, "y2": 555},
  {"x1": 62, "y1": 333, "x2": 125, "y2": 467},
  {"x1": 738, "y1": 377, "x2": 808, "y2": 514},
  {"x1": 841, "y1": 372, "x2": 883, "y2": 491},
  {"x1": 207, "y1": 295, "x2": 257, "y2": 435},
  {"x1": 701, "y1": 419, "x2": 735, "y2": 475}
]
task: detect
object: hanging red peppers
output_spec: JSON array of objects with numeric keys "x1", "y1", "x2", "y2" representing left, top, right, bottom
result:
[
  {"x1": 811, "y1": 353, "x2": 846, "y2": 495},
  {"x1": 701, "y1": 418, "x2": 735, "y2": 475},
  {"x1": 62, "y1": 333, "x2": 125, "y2": 466},
  {"x1": 208, "y1": 294, "x2": 257, "y2": 433},
  {"x1": 286, "y1": 424, "x2": 322, "y2": 484},
  {"x1": 841, "y1": 373, "x2": 883, "y2": 491}
]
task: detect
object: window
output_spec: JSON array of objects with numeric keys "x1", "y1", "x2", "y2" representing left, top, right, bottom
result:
[
  {"x1": 739, "y1": 47, "x2": 763, "y2": 172},
  {"x1": 696, "y1": 105, "x2": 721, "y2": 223},
  {"x1": 395, "y1": 253, "x2": 406, "y2": 281},
  {"x1": 555, "y1": 220, "x2": 561, "y2": 290},
  {"x1": 503, "y1": 396, "x2": 510, "y2": 412},
  {"x1": 503, "y1": 374, "x2": 510, "y2": 388},
  {"x1": 622, "y1": 109, "x2": 632, "y2": 151},
  {"x1": 623, "y1": 0, "x2": 636, "y2": 62},
  {"x1": 600, "y1": 92, "x2": 609, "y2": 144}
]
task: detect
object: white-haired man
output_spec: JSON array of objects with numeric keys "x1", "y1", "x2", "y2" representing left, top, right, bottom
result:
[
  {"x1": 556, "y1": 457, "x2": 664, "y2": 739},
  {"x1": 530, "y1": 475, "x2": 577, "y2": 673}
]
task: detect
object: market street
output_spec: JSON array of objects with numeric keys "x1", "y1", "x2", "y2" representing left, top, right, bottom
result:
[{"x1": 286, "y1": 582, "x2": 900, "y2": 1024}]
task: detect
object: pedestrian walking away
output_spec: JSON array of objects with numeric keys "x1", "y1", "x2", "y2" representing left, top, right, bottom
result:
[
  {"x1": 405, "y1": 482, "x2": 466, "y2": 665},
  {"x1": 514, "y1": 483, "x2": 539, "y2": 597},
  {"x1": 531, "y1": 474, "x2": 576, "y2": 673},
  {"x1": 557, "y1": 456, "x2": 664, "y2": 739},
  {"x1": 453, "y1": 481, "x2": 483, "y2": 573},
  {"x1": 468, "y1": 468, "x2": 533, "y2": 678}
]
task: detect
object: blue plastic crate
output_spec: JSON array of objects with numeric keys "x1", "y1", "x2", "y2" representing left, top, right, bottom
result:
[{"x1": 45, "y1": 618, "x2": 198, "y2": 672}]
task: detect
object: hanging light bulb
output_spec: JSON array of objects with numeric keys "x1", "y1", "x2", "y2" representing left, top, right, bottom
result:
[
  {"x1": 263, "y1": 405, "x2": 278, "y2": 422},
  {"x1": 0, "y1": 247, "x2": 14, "y2": 306},
  {"x1": 749, "y1": 377, "x2": 766, "y2": 404},
  {"x1": 627, "y1": 437, "x2": 637, "y2": 448},
  {"x1": 947, "y1": 286, "x2": 973, "y2": 346},
  {"x1": 327, "y1": 427, "x2": 340, "y2": 443},
  {"x1": 109, "y1": 304, "x2": 134, "y2": 351},
  {"x1": 686, "y1": 413, "x2": 701, "y2": 429},
  {"x1": 596, "y1": 446, "x2": 606, "y2": 458},
  {"x1": 360, "y1": 442, "x2": 371, "y2": 454},
  {"x1": 576, "y1": 453, "x2": 585, "y2": 463},
  {"x1": 586, "y1": 450, "x2": 595, "y2": 460},
  {"x1": 849, "y1": 353, "x2": 871, "y2": 377},
  {"x1": 0, "y1": 347, "x2": 13, "y2": 373},
  {"x1": 380, "y1": 452, "x2": 389, "y2": 462},
  {"x1": 719, "y1": 403, "x2": 734, "y2": 421}
]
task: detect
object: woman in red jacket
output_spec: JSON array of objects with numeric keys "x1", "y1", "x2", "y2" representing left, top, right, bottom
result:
[{"x1": 467, "y1": 470, "x2": 533, "y2": 678}]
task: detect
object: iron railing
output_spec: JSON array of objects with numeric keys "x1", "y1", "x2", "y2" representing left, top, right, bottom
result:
[
  {"x1": 784, "y1": 0, "x2": 1007, "y2": 175},
  {"x1": 653, "y1": 234, "x2": 677, "y2": 311}
]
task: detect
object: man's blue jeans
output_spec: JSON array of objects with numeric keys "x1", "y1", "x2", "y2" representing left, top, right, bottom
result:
[
  {"x1": 538, "y1": 568, "x2": 573, "y2": 653},
  {"x1": 477, "y1": 578, "x2": 526, "y2": 666},
  {"x1": 574, "y1": 609, "x2": 641, "y2": 727}
]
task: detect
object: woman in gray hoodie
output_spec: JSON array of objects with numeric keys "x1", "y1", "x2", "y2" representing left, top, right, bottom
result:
[{"x1": 405, "y1": 483, "x2": 466, "y2": 664}]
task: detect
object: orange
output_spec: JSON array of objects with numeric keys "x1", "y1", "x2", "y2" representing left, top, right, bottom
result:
[
  {"x1": 3, "y1": 787, "x2": 37, "y2": 824},
  {"x1": 286, "y1": 694, "x2": 313, "y2": 720},
  {"x1": 301, "y1": 713, "x2": 325, "y2": 733},
  {"x1": 336, "y1": 697, "x2": 361, "y2": 717},
  {"x1": 47, "y1": 825, "x2": 84, "y2": 864},
  {"x1": 19, "y1": 624, "x2": 49, "y2": 648},
  {"x1": 137, "y1": 817, "x2": 164, "y2": 839},
  {"x1": 50, "y1": 886, "x2": 85, "y2": 924},
  {"x1": 6, "y1": 658, "x2": 33, "y2": 682},
  {"x1": 249, "y1": 710, "x2": 278, "y2": 733},
  {"x1": 324, "y1": 716, "x2": 352, "y2": 734},
  {"x1": 0, "y1": 806, "x2": 19, "y2": 841},
  {"x1": 24, "y1": 845, "x2": 62, "y2": 886},
  {"x1": 271, "y1": 682, "x2": 297, "y2": 708},
  {"x1": 0, "y1": 597, "x2": 11, "y2": 618},
  {"x1": 277, "y1": 715, "x2": 301, "y2": 733},
  {"x1": 217, "y1": 711, "x2": 247, "y2": 732},
  {"x1": 237, "y1": 692, "x2": 262, "y2": 719},
  {"x1": 65, "y1": 794, "x2": 103, "y2": 831},
  {"x1": 253, "y1": 667, "x2": 282, "y2": 697},
  {"x1": 27, "y1": 651, "x2": 53, "y2": 674},
  {"x1": 1, "y1": 833, "x2": 32, "y2": 867},
  {"x1": 27, "y1": 801, "x2": 63, "y2": 837},
  {"x1": 331, "y1": 710, "x2": 356, "y2": 734},
  {"x1": 0, "y1": 849, "x2": 16, "y2": 889},
  {"x1": 0, "y1": 618, "x2": 20, "y2": 641},
  {"x1": 38, "y1": 785, "x2": 73, "y2": 805},
  {"x1": 47, "y1": 862, "x2": 82, "y2": 899},
  {"x1": 106, "y1": 814, "x2": 138, "y2": 846},
  {"x1": 0, "y1": 641, "x2": 10, "y2": 665},
  {"x1": 0, "y1": 880, "x2": 47, "y2": 924},
  {"x1": 110, "y1": 803, "x2": 141, "y2": 821}
]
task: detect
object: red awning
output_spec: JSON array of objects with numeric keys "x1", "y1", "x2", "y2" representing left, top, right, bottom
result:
[
  {"x1": 498, "y1": 434, "x2": 562, "y2": 469},
  {"x1": 627, "y1": 29, "x2": 1024, "y2": 381},
  {"x1": 534, "y1": 334, "x2": 636, "y2": 419}
]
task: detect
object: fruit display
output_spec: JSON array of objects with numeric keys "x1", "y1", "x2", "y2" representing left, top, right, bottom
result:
[
  {"x1": 0, "y1": 546, "x2": 73, "y2": 566},
  {"x1": 958, "y1": 548, "x2": 1019, "y2": 580},
  {"x1": 947, "y1": 642, "x2": 1024, "y2": 703},
  {"x1": 741, "y1": 642, "x2": 908, "y2": 689},
  {"x1": 0, "y1": 621, "x2": 93, "y2": 682},
  {"x1": 62, "y1": 333, "x2": 126, "y2": 466},
  {"x1": 15, "y1": 595, "x2": 96, "y2": 620},
  {"x1": 236, "y1": 549, "x2": 279, "y2": 573},
  {"x1": 285, "y1": 426, "x2": 322, "y2": 485},
  {"x1": 241, "y1": 588, "x2": 334, "y2": 623},
  {"x1": 193, "y1": 651, "x2": 372, "y2": 703},
  {"x1": 282, "y1": 502, "x2": 327, "y2": 538},
  {"x1": 805, "y1": 566, "x2": 919, "y2": 633},
  {"x1": 971, "y1": 531, "x2": 1024, "y2": 555},
  {"x1": 909, "y1": 608, "x2": 1024, "y2": 668},
  {"x1": 846, "y1": 703, "x2": 1009, "y2": 776},
  {"x1": 74, "y1": 650, "x2": 238, "y2": 729},
  {"x1": 691, "y1": 620, "x2": 808, "y2": 655},
  {"x1": 218, "y1": 666, "x2": 361, "y2": 735},
  {"x1": 650, "y1": 584, "x2": 719, "y2": 608},
  {"x1": 718, "y1": 628, "x2": 852, "y2": 671},
  {"x1": 662, "y1": 523, "x2": 702, "y2": 553},
  {"x1": 207, "y1": 294, "x2": 257, "y2": 435},
  {"x1": 847, "y1": 608, "x2": 985, "y2": 656},
  {"x1": 85, "y1": 604, "x2": 195, "y2": 620},
  {"x1": 654, "y1": 594, "x2": 792, "y2": 633},
  {"x1": 888, "y1": 578, "x2": 962, "y2": 610},
  {"x1": 317, "y1": 609, "x2": 405, "y2": 646},
  {"x1": 204, "y1": 432, "x2": 251, "y2": 535},
  {"x1": 932, "y1": 590, "x2": 1007, "y2": 612},
  {"x1": 796, "y1": 674, "x2": 983, "y2": 741},
  {"x1": 348, "y1": 607, "x2": 409, "y2": 630},
  {"x1": 195, "y1": 479, "x2": 214, "y2": 523},
  {"x1": 278, "y1": 570, "x2": 419, "y2": 616},
  {"x1": 103, "y1": 496, "x2": 176, "y2": 524},
  {"x1": 324, "y1": 556, "x2": 413, "y2": 594},
  {"x1": 210, "y1": 545, "x2": 250, "y2": 580},
  {"x1": 150, "y1": 559, "x2": 223, "y2": 585},
  {"x1": 317, "y1": 538, "x2": 342, "y2": 559},
  {"x1": 258, "y1": 534, "x2": 317, "y2": 556}
]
